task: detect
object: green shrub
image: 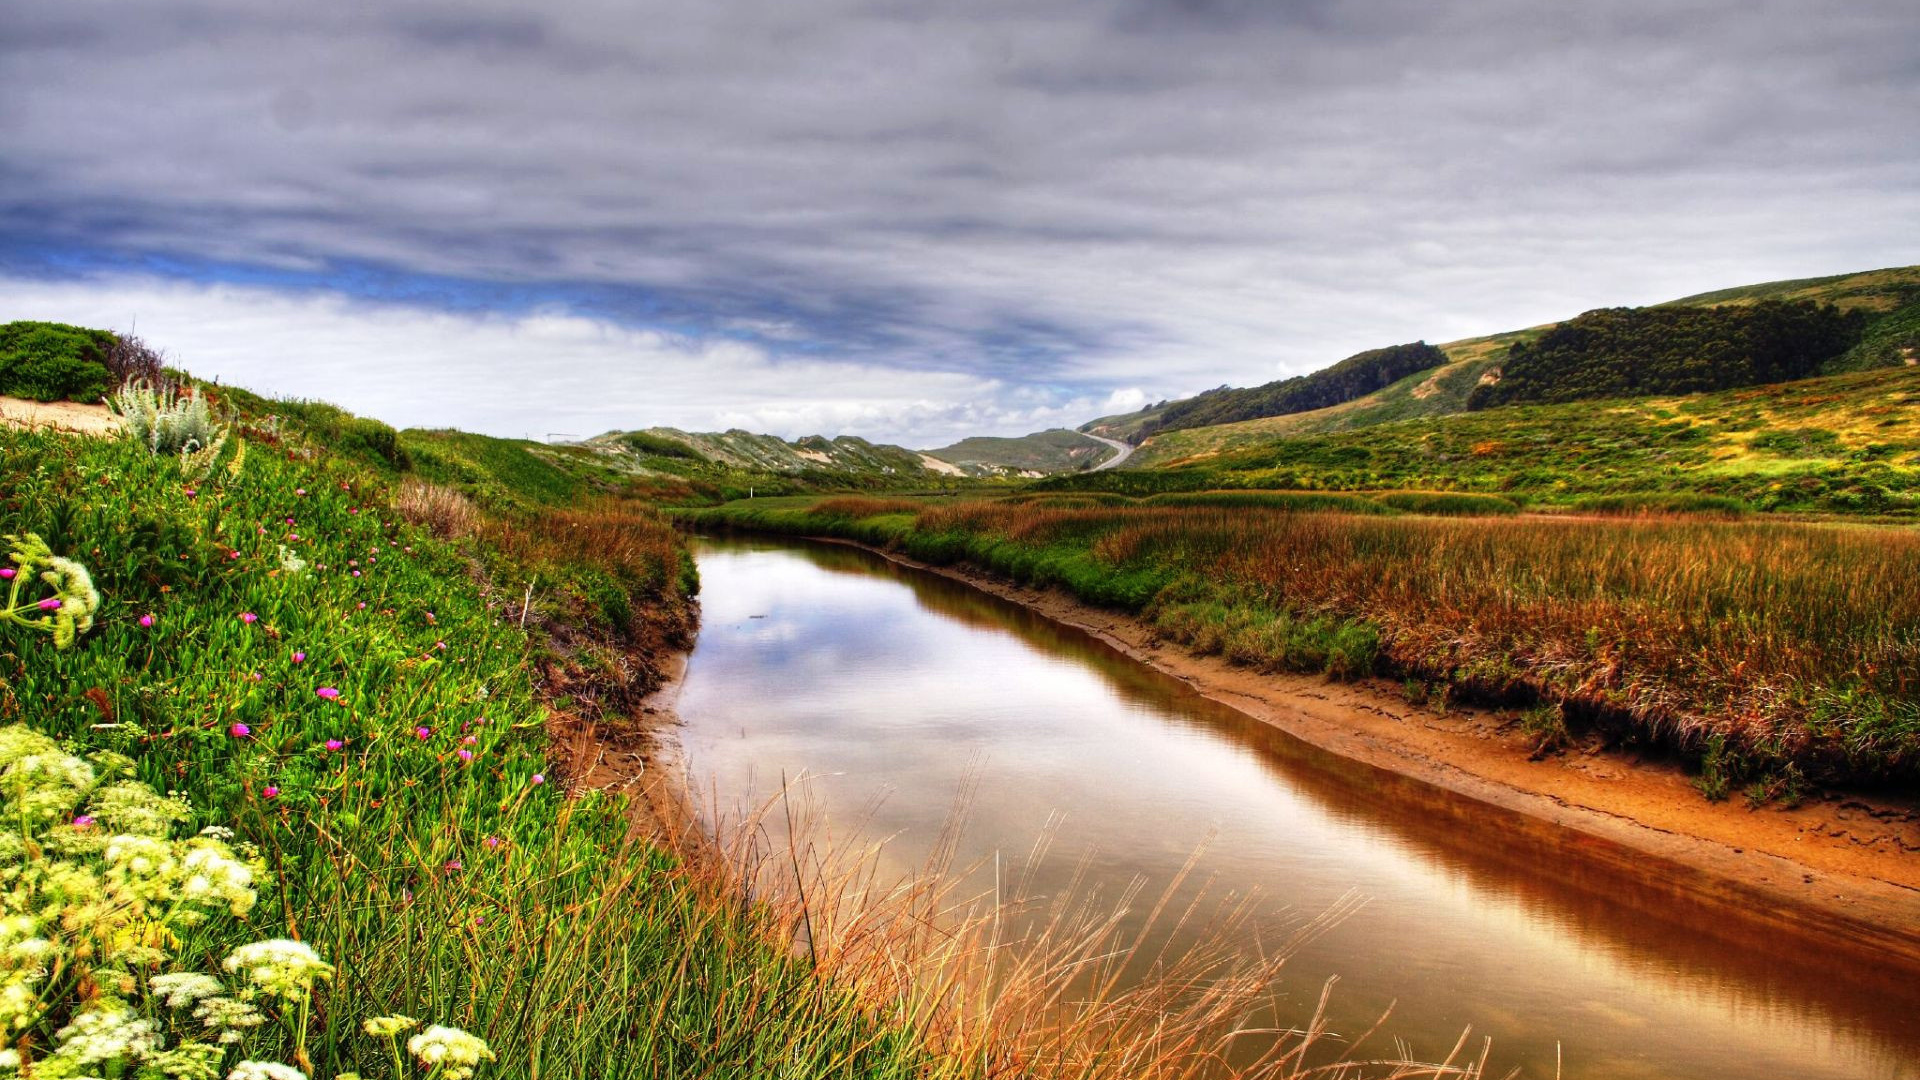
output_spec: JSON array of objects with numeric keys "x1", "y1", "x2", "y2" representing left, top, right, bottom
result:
[
  {"x1": 1375, "y1": 491, "x2": 1521, "y2": 516},
  {"x1": 1570, "y1": 492, "x2": 1750, "y2": 518},
  {"x1": 0, "y1": 321, "x2": 115, "y2": 402}
]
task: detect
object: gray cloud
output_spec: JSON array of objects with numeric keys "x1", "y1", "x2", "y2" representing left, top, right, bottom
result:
[{"x1": 1, "y1": 0, "x2": 1916, "y2": 439}]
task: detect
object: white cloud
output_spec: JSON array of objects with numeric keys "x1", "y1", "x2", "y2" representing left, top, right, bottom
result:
[{"x1": 0, "y1": 275, "x2": 1087, "y2": 446}]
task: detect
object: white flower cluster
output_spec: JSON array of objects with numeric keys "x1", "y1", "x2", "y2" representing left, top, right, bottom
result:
[
  {"x1": 229, "y1": 1059, "x2": 308, "y2": 1080},
  {"x1": 2, "y1": 532, "x2": 101, "y2": 649},
  {"x1": 221, "y1": 939, "x2": 335, "y2": 1003},
  {"x1": 407, "y1": 1024, "x2": 497, "y2": 1080}
]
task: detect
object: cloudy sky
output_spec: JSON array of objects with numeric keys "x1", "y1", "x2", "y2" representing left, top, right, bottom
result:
[{"x1": 3, "y1": 1, "x2": 1916, "y2": 445}]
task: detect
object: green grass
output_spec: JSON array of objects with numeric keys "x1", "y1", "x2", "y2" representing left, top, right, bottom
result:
[
  {"x1": 1047, "y1": 365, "x2": 1920, "y2": 518},
  {"x1": 684, "y1": 495, "x2": 1920, "y2": 793},
  {"x1": 0, "y1": 424, "x2": 949, "y2": 1079}
]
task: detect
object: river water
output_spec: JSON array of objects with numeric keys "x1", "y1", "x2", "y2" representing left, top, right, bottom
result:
[{"x1": 675, "y1": 536, "x2": 1920, "y2": 1079}]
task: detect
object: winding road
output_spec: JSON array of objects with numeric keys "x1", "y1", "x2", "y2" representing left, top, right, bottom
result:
[{"x1": 1083, "y1": 431, "x2": 1134, "y2": 470}]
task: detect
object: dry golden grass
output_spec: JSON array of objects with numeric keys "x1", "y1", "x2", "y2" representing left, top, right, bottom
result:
[{"x1": 392, "y1": 476, "x2": 480, "y2": 537}]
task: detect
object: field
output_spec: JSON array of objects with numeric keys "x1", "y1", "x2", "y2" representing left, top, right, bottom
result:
[
  {"x1": 1058, "y1": 365, "x2": 1920, "y2": 516},
  {"x1": 686, "y1": 496, "x2": 1920, "y2": 797}
]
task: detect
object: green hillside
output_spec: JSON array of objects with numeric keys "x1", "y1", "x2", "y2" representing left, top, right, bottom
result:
[
  {"x1": 1121, "y1": 265, "x2": 1920, "y2": 467},
  {"x1": 924, "y1": 427, "x2": 1113, "y2": 474},
  {"x1": 1123, "y1": 341, "x2": 1448, "y2": 439},
  {"x1": 1042, "y1": 363, "x2": 1920, "y2": 516}
]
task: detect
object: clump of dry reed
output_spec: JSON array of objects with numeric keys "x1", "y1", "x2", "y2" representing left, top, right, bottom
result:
[
  {"x1": 688, "y1": 778, "x2": 1491, "y2": 1080},
  {"x1": 393, "y1": 476, "x2": 481, "y2": 537}
]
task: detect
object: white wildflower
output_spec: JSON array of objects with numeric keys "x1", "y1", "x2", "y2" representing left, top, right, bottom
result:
[
  {"x1": 228, "y1": 1061, "x2": 307, "y2": 1080},
  {"x1": 192, "y1": 996, "x2": 264, "y2": 1043},
  {"x1": 407, "y1": 1024, "x2": 495, "y2": 1080},
  {"x1": 198, "y1": 826, "x2": 235, "y2": 841},
  {"x1": 50, "y1": 1005, "x2": 162, "y2": 1067},
  {"x1": 363, "y1": 1014, "x2": 418, "y2": 1038},
  {"x1": 221, "y1": 939, "x2": 333, "y2": 1001},
  {"x1": 103, "y1": 834, "x2": 180, "y2": 904},
  {"x1": 146, "y1": 1042, "x2": 225, "y2": 1080},
  {"x1": 0, "y1": 726, "x2": 58, "y2": 770},
  {"x1": 0, "y1": 751, "x2": 96, "y2": 822},
  {"x1": 150, "y1": 972, "x2": 226, "y2": 1008},
  {"x1": 179, "y1": 840, "x2": 258, "y2": 917},
  {"x1": 0, "y1": 972, "x2": 42, "y2": 1031},
  {"x1": 277, "y1": 546, "x2": 308, "y2": 575},
  {"x1": 86, "y1": 781, "x2": 192, "y2": 836}
]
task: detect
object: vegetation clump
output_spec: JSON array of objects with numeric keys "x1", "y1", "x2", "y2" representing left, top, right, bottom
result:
[
  {"x1": 0, "y1": 321, "x2": 117, "y2": 403},
  {"x1": 1139, "y1": 341, "x2": 1448, "y2": 437},
  {"x1": 1469, "y1": 300, "x2": 1863, "y2": 409}
]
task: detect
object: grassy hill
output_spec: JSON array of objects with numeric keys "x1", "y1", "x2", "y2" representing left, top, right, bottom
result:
[
  {"x1": 923, "y1": 427, "x2": 1113, "y2": 474},
  {"x1": 1041, "y1": 363, "x2": 1920, "y2": 516},
  {"x1": 1119, "y1": 265, "x2": 1920, "y2": 468},
  {"x1": 1119, "y1": 342, "x2": 1449, "y2": 440}
]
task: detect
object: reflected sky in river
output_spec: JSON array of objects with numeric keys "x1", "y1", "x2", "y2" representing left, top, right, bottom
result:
[{"x1": 677, "y1": 537, "x2": 1920, "y2": 1080}]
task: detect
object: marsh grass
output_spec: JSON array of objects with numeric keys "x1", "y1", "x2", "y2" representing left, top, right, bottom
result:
[{"x1": 687, "y1": 497, "x2": 1920, "y2": 786}]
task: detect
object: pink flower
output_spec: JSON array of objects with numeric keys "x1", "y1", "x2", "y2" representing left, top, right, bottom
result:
[
  {"x1": 352, "y1": 570, "x2": 361, "y2": 578},
  {"x1": 357, "y1": 602, "x2": 367, "y2": 610},
  {"x1": 72, "y1": 815, "x2": 95, "y2": 828},
  {"x1": 292, "y1": 652, "x2": 305, "y2": 663},
  {"x1": 184, "y1": 489, "x2": 197, "y2": 498},
  {"x1": 445, "y1": 859, "x2": 463, "y2": 871},
  {"x1": 263, "y1": 786, "x2": 279, "y2": 799},
  {"x1": 483, "y1": 835, "x2": 501, "y2": 849},
  {"x1": 457, "y1": 749, "x2": 473, "y2": 762},
  {"x1": 239, "y1": 612, "x2": 257, "y2": 624},
  {"x1": 296, "y1": 488, "x2": 307, "y2": 496},
  {"x1": 316, "y1": 687, "x2": 340, "y2": 699},
  {"x1": 37, "y1": 598, "x2": 60, "y2": 611},
  {"x1": 230, "y1": 723, "x2": 250, "y2": 738},
  {"x1": 435, "y1": 641, "x2": 447, "y2": 650},
  {"x1": 531, "y1": 773, "x2": 545, "y2": 786},
  {"x1": 324, "y1": 739, "x2": 344, "y2": 751},
  {"x1": 228, "y1": 550, "x2": 240, "y2": 560},
  {"x1": 415, "y1": 726, "x2": 432, "y2": 740},
  {"x1": 461, "y1": 735, "x2": 477, "y2": 746},
  {"x1": 0, "y1": 568, "x2": 13, "y2": 579},
  {"x1": 139, "y1": 614, "x2": 154, "y2": 628}
]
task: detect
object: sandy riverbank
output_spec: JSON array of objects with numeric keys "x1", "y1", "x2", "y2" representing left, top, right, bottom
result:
[{"x1": 730, "y1": 533, "x2": 1920, "y2": 968}]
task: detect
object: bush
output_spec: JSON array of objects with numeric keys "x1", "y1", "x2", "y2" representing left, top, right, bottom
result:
[
  {"x1": 1570, "y1": 492, "x2": 1750, "y2": 518},
  {"x1": 110, "y1": 380, "x2": 229, "y2": 457},
  {"x1": 1375, "y1": 491, "x2": 1521, "y2": 516},
  {"x1": 393, "y1": 478, "x2": 479, "y2": 538},
  {"x1": 0, "y1": 321, "x2": 115, "y2": 402}
]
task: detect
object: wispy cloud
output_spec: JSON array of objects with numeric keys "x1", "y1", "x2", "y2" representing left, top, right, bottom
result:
[{"x1": 2, "y1": 0, "x2": 1915, "y2": 439}]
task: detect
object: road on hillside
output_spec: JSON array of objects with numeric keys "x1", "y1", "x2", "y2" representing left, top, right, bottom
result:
[{"x1": 1084, "y1": 432, "x2": 1134, "y2": 471}]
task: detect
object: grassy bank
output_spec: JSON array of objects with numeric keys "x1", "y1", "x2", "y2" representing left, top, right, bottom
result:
[
  {"x1": 0, "y1": 414, "x2": 956, "y2": 1077},
  {"x1": 685, "y1": 496, "x2": 1920, "y2": 797}
]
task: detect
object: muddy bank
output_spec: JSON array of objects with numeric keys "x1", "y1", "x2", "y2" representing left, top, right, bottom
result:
[{"x1": 763, "y1": 533, "x2": 1920, "y2": 967}]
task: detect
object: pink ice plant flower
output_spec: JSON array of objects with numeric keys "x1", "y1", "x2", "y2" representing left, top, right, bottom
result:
[
  {"x1": 38, "y1": 598, "x2": 61, "y2": 611},
  {"x1": 324, "y1": 739, "x2": 344, "y2": 751},
  {"x1": 483, "y1": 836, "x2": 501, "y2": 849},
  {"x1": 415, "y1": 726, "x2": 432, "y2": 740},
  {"x1": 263, "y1": 786, "x2": 279, "y2": 799},
  {"x1": 230, "y1": 723, "x2": 250, "y2": 738},
  {"x1": 240, "y1": 612, "x2": 257, "y2": 624},
  {"x1": 0, "y1": 568, "x2": 13, "y2": 579},
  {"x1": 73, "y1": 815, "x2": 95, "y2": 828},
  {"x1": 457, "y1": 749, "x2": 473, "y2": 762},
  {"x1": 531, "y1": 773, "x2": 545, "y2": 785},
  {"x1": 139, "y1": 614, "x2": 154, "y2": 628},
  {"x1": 316, "y1": 687, "x2": 340, "y2": 700},
  {"x1": 292, "y1": 652, "x2": 305, "y2": 663}
]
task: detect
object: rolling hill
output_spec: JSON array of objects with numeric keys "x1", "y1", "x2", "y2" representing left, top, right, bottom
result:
[
  {"x1": 1111, "y1": 264, "x2": 1920, "y2": 468},
  {"x1": 923, "y1": 427, "x2": 1117, "y2": 474}
]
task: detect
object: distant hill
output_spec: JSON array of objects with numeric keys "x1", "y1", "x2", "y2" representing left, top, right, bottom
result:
[
  {"x1": 1117, "y1": 341, "x2": 1448, "y2": 441},
  {"x1": 584, "y1": 427, "x2": 967, "y2": 478},
  {"x1": 1112, "y1": 264, "x2": 1920, "y2": 468},
  {"x1": 923, "y1": 428, "x2": 1114, "y2": 475},
  {"x1": 1038, "y1": 363, "x2": 1920, "y2": 517}
]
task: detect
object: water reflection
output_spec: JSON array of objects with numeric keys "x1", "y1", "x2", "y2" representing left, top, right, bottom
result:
[{"x1": 676, "y1": 536, "x2": 1920, "y2": 1080}]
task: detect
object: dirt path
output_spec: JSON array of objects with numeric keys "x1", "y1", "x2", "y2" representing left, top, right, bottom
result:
[
  {"x1": 0, "y1": 396, "x2": 120, "y2": 436},
  {"x1": 774, "y1": 534, "x2": 1920, "y2": 966}
]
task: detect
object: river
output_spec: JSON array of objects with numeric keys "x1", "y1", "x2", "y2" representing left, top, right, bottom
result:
[{"x1": 674, "y1": 536, "x2": 1920, "y2": 1079}]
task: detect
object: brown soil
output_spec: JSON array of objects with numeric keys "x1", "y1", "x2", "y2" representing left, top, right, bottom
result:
[
  {"x1": 798, "y1": 536, "x2": 1920, "y2": 966},
  {"x1": 0, "y1": 396, "x2": 121, "y2": 436}
]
